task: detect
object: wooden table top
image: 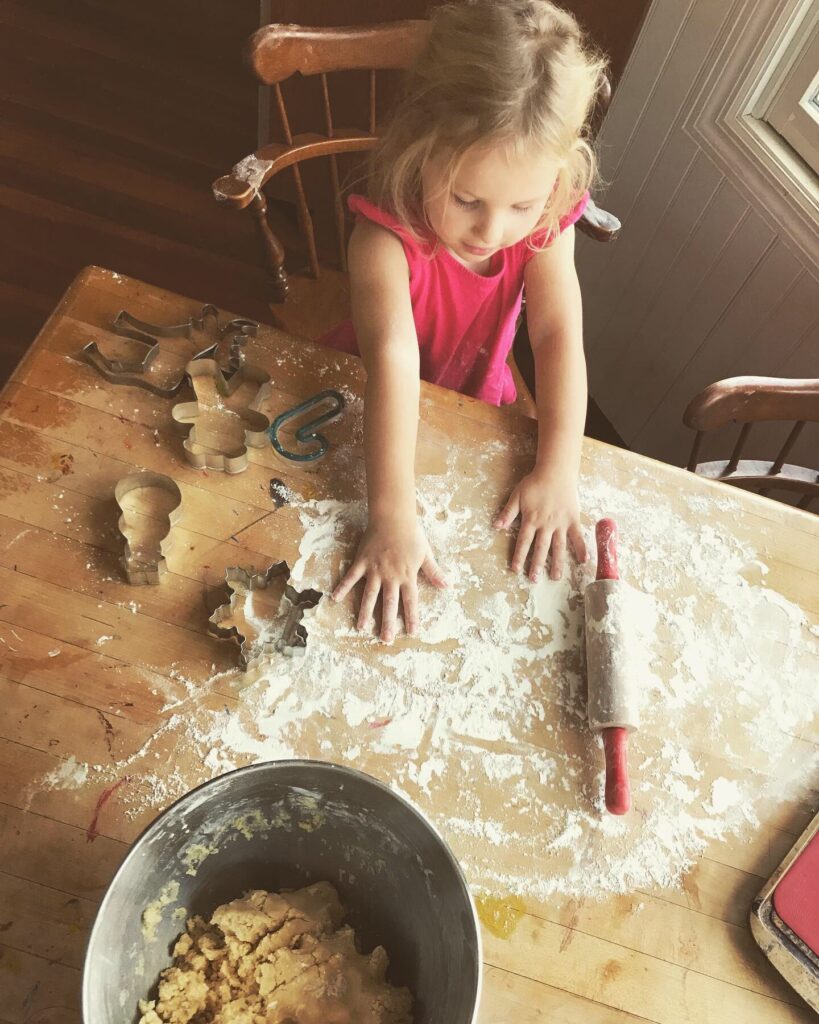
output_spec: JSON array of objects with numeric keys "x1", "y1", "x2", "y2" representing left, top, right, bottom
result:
[{"x1": 1, "y1": 266, "x2": 817, "y2": 1024}]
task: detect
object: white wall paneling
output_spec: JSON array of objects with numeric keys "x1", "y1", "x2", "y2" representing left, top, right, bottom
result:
[{"x1": 579, "y1": 0, "x2": 819, "y2": 471}]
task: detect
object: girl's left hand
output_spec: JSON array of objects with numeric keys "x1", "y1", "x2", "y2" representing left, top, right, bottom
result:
[{"x1": 493, "y1": 467, "x2": 587, "y2": 581}]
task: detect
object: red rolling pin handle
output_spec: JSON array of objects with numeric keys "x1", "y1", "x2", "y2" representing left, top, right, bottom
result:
[
  {"x1": 594, "y1": 517, "x2": 631, "y2": 816},
  {"x1": 595, "y1": 518, "x2": 619, "y2": 582},
  {"x1": 603, "y1": 729, "x2": 631, "y2": 815}
]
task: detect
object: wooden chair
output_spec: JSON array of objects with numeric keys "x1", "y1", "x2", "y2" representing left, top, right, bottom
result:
[
  {"x1": 212, "y1": 21, "x2": 621, "y2": 416},
  {"x1": 683, "y1": 377, "x2": 819, "y2": 510}
]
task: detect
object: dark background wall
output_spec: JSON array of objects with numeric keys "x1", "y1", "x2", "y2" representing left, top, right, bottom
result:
[{"x1": 0, "y1": 0, "x2": 651, "y2": 376}]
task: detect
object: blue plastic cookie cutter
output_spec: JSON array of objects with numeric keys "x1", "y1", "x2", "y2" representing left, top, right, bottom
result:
[{"x1": 269, "y1": 389, "x2": 346, "y2": 462}]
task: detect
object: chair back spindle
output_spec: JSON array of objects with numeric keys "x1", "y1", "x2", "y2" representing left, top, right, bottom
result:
[
  {"x1": 320, "y1": 72, "x2": 347, "y2": 271},
  {"x1": 686, "y1": 431, "x2": 704, "y2": 473},
  {"x1": 727, "y1": 422, "x2": 752, "y2": 475},
  {"x1": 770, "y1": 420, "x2": 804, "y2": 476},
  {"x1": 369, "y1": 68, "x2": 377, "y2": 136},
  {"x1": 273, "y1": 81, "x2": 320, "y2": 279}
]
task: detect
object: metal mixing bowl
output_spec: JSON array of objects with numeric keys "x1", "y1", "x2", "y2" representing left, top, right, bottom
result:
[{"x1": 83, "y1": 760, "x2": 482, "y2": 1023}]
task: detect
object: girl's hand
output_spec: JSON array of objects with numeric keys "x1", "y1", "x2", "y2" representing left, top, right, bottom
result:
[
  {"x1": 494, "y1": 467, "x2": 587, "y2": 581},
  {"x1": 331, "y1": 513, "x2": 448, "y2": 642}
]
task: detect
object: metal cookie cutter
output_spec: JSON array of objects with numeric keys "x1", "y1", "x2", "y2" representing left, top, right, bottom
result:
[
  {"x1": 269, "y1": 390, "x2": 346, "y2": 462},
  {"x1": 80, "y1": 306, "x2": 222, "y2": 397},
  {"x1": 81, "y1": 307, "x2": 261, "y2": 396},
  {"x1": 114, "y1": 471, "x2": 183, "y2": 585},
  {"x1": 220, "y1": 318, "x2": 259, "y2": 371},
  {"x1": 171, "y1": 358, "x2": 272, "y2": 474},
  {"x1": 208, "y1": 563, "x2": 322, "y2": 670}
]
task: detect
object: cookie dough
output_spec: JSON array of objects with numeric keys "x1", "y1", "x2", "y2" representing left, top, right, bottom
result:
[{"x1": 137, "y1": 881, "x2": 413, "y2": 1024}]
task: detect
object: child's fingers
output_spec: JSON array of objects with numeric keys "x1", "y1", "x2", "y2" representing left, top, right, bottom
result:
[
  {"x1": 549, "y1": 531, "x2": 566, "y2": 580},
  {"x1": 511, "y1": 521, "x2": 536, "y2": 573},
  {"x1": 332, "y1": 561, "x2": 365, "y2": 602},
  {"x1": 421, "y1": 553, "x2": 448, "y2": 589},
  {"x1": 528, "y1": 529, "x2": 552, "y2": 582},
  {"x1": 493, "y1": 494, "x2": 520, "y2": 530},
  {"x1": 380, "y1": 583, "x2": 400, "y2": 643},
  {"x1": 356, "y1": 576, "x2": 381, "y2": 631},
  {"x1": 401, "y1": 581, "x2": 420, "y2": 637},
  {"x1": 568, "y1": 522, "x2": 588, "y2": 563}
]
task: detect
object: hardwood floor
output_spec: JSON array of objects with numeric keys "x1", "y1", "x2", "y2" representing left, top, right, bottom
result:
[
  {"x1": 0, "y1": 0, "x2": 626, "y2": 449},
  {"x1": 0, "y1": 0, "x2": 272, "y2": 375}
]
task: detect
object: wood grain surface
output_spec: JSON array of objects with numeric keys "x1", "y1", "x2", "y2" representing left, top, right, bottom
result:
[{"x1": 0, "y1": 266, "x2": 817, "y2": 1024}]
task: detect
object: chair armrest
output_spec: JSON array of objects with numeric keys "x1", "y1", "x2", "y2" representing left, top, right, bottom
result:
[
  {"x1": 684, "y1": 377, "x2": 819, "y2": 430},
  {"x1": 576, "y1": 197, "x2": 621, "y2": 242},
  {"x1": 212, "y1": 131, "x2": 376, "y2": 210}
]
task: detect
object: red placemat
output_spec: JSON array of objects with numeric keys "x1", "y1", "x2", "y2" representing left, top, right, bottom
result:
[{"x1": 773, "y1": 832, "x2": 819, "y2": 956}]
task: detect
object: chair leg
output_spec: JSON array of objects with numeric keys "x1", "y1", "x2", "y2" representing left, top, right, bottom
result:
[{"x1": 249, "y1": 192, "x2": 289, "y2": 303}]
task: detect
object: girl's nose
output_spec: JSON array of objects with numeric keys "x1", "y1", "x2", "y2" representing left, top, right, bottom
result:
[{"x1": 476, "y1": 213, "x2": 504, "y2": 247}]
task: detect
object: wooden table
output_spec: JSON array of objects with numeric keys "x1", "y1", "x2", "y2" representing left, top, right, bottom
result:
[{"x1": 1, "y1": 266, "x2": 817, "y2": 1023}]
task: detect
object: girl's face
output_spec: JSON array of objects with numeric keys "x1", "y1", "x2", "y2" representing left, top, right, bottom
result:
[{"x1": 422, "y1": 142, "x2": 559, "y2": 267}]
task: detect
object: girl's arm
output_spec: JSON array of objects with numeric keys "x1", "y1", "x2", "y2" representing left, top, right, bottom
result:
[
  {"x1": 331, "y1": 220, "x2": 448, "y2": 640},
  {"x1": 494, "y1": 225, "x2": 588, "y2": 579}
]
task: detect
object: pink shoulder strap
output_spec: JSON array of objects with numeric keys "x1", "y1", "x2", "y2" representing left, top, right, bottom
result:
[
  {"x1": 347, "y1": 195, "x2": 428, "y2": 253},
  {"x1": 527, "y1": 190, "x2": 590, "y2": 251}
]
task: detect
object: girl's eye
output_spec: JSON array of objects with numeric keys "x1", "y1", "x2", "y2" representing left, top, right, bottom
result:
[{"x1": 452, "y1": 194, "x2": 533, "y2": 214}]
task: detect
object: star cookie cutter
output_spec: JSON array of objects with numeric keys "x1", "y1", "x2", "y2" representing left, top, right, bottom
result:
[
  {"x1": 171, "y1": 358, "x2": 272, "y2": 473},
  {"x1": 80, "y1": 307, "x2": 260, "y2": 395},
  {"x1": 114, "y1": 471, "x2": 183, "y2": 585},
  {"x1": 208, "y1": 563, "x2": 322, "y2": 670}
]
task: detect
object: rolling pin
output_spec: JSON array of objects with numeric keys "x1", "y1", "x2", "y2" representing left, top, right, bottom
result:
[{"x1": 584, "y1": 518, "x2": 639, "y2": 815}]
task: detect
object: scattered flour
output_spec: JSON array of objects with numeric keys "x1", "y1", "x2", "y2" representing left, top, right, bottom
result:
[
  {"x1": 41, "y1": 755, "x2": 89, "y2": 790},
  {"x1": 41, "y1": 445, "x2": 819, "y2": 904}
]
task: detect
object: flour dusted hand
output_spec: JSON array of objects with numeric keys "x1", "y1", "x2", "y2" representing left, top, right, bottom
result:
[
  {"x1": 495, "y1": 466, "x2": 587, "y2": 581},
  {"x1": 332, "y1": 513, "x2": 448, "y2": 642}
]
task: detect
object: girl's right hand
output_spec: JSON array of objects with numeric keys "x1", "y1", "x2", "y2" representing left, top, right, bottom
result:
[{"x1": 331, "y1": 513, "x2": 448, "y2": 643}]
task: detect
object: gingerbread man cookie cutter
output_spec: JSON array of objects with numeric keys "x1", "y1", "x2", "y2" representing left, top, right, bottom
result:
[{"x1": 171, "y1": 358, "x2": 273, "y2": 474}]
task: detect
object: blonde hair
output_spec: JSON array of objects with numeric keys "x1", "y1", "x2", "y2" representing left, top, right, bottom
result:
[{"x1": 367, "y1": 0, "x2": 607, "y2": 245}]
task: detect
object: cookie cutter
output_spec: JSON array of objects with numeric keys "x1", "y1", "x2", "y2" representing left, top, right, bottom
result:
[
  {"x1": 80, "y1": 306, "x2": 220, "y2": 397},
  {"x1": 171, "y1": 358, "x2": 272, "y2": 474},
  {"x1": 80, "y1": 307, "x2": 261, "y2": 396},
  {"x1": 208, "y1": 562, "x2": 322, "y2": 670},
  {"x1": 269, "y1": 389, "x2": 346, "y2": 462},
  {"x1": 113, "y1": 471, "x2": 183, "y2": 585},
  {"x1": 221, "y1": 317, "x2": 259, "y2": 370}
]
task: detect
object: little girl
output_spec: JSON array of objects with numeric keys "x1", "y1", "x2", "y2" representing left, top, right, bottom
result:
[{"x1": 322, "y1": 0, "x2": 606, "y2": 642}]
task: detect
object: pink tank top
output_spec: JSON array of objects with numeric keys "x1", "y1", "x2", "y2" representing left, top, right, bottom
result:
[{"x1": 318, "y1": 192, "x2": 589, "y2": 406}]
